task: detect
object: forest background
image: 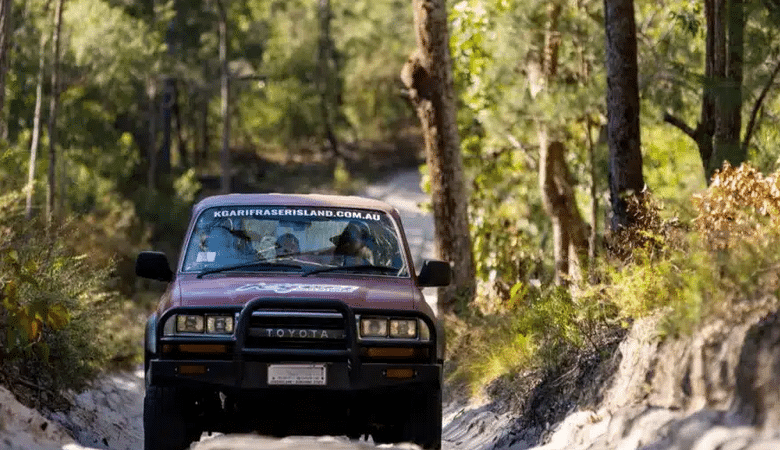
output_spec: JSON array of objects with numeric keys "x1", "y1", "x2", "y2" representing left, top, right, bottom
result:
[{"x1": 3, "y1": 0, "x2": 780, "y2": 415}]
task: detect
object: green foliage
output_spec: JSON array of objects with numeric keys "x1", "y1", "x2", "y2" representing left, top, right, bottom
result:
[
  {"x1": 447, "y1": 283, "x2": 615, "y2": 395},
  {"x1": 641, "y1": 124, "x2": 707, "y2": 219},
  {"x1": 451, "y1": 163, "x2": 780, "y2": 392},
  {"x1": 65, "y1": 0, "x2": 161, "y2": 90},
  {"x1": 336, "y1": 0, "x2": 415, "y2": 138},
  {"x1": 602, "y1": 244, "x2": 711, "y2": 337},
  {"x1": 0, "y1": 193, "x2": 125, "y2": 393}
]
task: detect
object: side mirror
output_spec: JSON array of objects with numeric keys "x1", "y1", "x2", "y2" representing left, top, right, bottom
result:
[
  {"x1": 136, "y1": 251, "x2": 173, "y2": 282},
  {"x1": 417, "y1": 260, "x2": 451, "y2": 287}
]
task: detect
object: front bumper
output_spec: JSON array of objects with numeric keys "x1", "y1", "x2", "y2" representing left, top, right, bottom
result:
[
  {"x1": 148, "y1": 297, "x2": 441, "y2": 391},
  {"x1": 148, "y1": 360, "x2": 441, "y2": 390}
]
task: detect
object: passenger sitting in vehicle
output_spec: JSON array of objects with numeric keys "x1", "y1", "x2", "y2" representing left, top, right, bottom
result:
[
  {"x1": 331, "y1": 221, "x2": 375, "y2": 265},
  {"x1": 275, "y1": 233, "x2": 300, "y2": 258}
]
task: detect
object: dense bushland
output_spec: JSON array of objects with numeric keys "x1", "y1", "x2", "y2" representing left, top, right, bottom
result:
[{"x1": 446, "y1": 163, "x2": 780, "y2": 395}]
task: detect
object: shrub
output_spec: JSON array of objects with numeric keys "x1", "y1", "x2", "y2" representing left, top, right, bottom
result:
[
  {"x1": 0, "y1": 192, "x2": 124, "y2": 397},
  {"x1": 446, "y1": 283, "x2": 616, "y2": 395}
]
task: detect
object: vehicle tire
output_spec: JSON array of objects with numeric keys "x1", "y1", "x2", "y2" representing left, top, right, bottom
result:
[
  {"x1": 405, "y1": 385, "x2": 442, "y2": 450},
  {"x1": 144, "y1": 385, "x2": 191, "y2": 450}
]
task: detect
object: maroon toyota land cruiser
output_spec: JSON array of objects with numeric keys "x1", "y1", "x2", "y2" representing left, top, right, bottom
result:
[{"x1": 135, "y1": 193, "x2": 450, "y2": 450}]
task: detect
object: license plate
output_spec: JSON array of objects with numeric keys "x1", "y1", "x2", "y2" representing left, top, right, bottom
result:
[{"x1": 268, "y1": 364, "x2": 327, "y2": 386}]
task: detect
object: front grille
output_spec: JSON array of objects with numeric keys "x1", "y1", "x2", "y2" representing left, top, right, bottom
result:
[{"x1": 244, "y1": 310, "x2": 348, "y2": 353}]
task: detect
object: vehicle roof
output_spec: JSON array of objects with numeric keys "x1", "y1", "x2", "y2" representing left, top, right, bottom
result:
[{"x1": 192, "y1": 193, "x2": 401, "y2": 216}]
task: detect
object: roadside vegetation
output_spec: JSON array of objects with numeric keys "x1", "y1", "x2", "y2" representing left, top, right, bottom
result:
[
  {"x1": 0, "y1": 192, "x2": 138, "y2": 402},
  {"x1": 446, "y1": 163, "x2": 780, "y2": 396}
]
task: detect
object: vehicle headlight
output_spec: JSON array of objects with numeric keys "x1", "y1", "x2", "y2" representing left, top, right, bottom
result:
[
  {"x1": 389, "y1": 319, "x2": 417, "y2": 338},
  {"x1": 177, "y1": 315, "x2": 205, "y2": 333},
  {"x1": 164, "y1": 314, "x2": 236, "y2": 335},
  {"x1": 360, "y1": 317, "x2": 388, "y2": 337},
  {"x1": 206, "y1": 315, "x2": 234, "y2": 334},
  {"x1": 359, "y1": 316, "x2": 427, "y2": 339}
]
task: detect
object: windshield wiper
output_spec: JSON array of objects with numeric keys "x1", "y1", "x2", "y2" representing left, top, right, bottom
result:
[
  {"x1": 302, "y1": 264, "x2": 400, "y2": 277},
  {"x1": 197, "y1": 260, "x2": 303, "y2": 278}
]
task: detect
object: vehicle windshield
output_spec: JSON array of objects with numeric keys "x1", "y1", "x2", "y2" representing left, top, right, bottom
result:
[{"x1": 181, "y1": 206, "x2": 409, "y2": 277}]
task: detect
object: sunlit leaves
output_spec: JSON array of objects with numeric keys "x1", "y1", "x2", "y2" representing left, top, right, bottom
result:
[
  {"x1": 64, "y1": 0, "x2": 160, "y2": 88},
  {"x1": 1, "y1": 245, "x2": 71, "y2": 356},
  {"x1": 693, "y1": 162, "x2": 780, "y2": 250}
]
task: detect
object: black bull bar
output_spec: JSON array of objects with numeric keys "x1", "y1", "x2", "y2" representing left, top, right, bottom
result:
[{"x1": 152, "y1": 297, "x2": 439, "y2": 388}]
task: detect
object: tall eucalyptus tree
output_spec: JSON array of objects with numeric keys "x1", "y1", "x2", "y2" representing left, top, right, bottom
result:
[
  {"x1": 664, "y1": 0, "x2": 746, "y2": 182},
  {"x1": 402, "y1": 0, "x2": 475, "y2": 313},
  {"x1": 46, "y1": 0, "x2": 65, "y2": 223},
  {"x1": 536, "y1": 0, "x2": 589, "y2": 285},
  {"x1": 0, "y1": 0, "x2": 11, "y2": 139},
  {"x1": 216, "y1": 0, "x2": 230, "y2": 194},
  {"x1": 604, "y1": 0, "x2": 645, "y2": 229},
  {"x1": 25, "y1": 33, "x2": 47, "y2": 219},
  {"x1": 317, "y1": 0, "x2": 341, "y2": 158}
]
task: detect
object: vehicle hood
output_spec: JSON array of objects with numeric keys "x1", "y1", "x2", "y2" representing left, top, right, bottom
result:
[{"x1": 163, "y1": 274, "x2": 422, "y2": 312}]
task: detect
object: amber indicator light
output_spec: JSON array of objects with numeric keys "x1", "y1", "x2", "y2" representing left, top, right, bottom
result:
[
  {"x1": 178, "y1": 344, "x2": 228, "y2": 353},
  {"x1": 178, "y1": 365, "x2": 207, "y2": 375},
  {"x1": 384, "y1": 368, "x2": 415, "y2": 379}
]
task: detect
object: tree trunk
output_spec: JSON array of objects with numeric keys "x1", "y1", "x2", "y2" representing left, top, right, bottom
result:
[
  {"x1": 197, "y1": 60, "x2": 210, "y2": 166},
  {"x1": 711, "y1": 0, "x2": 744, "y2": 174},
  {"x1": 536, "y1": 1, "x2": 588, "y2": 285},
  {"x1": 317, "y1": 0, "x2": 340, "y2": 158},
  {"x1": 402, "y1": 0, "x2": 475, "y2": 314},
  {"x1": 172, "y1": 82, "x2": 188, "y2": 167},
  {"x1": 586, "y1": 116, "x2": 598, "y2": 262},
  {"x1": 700, "y1": 0, "x2": 723, "y2": 172},
  {"x1": 539, "y1": 137, "x2": 589, "y2": 285},
  {"x1": 147, "y1": 79, "x2": 158, "y2": 191},
  {"x1": 159, "y1": 77, "x2": 174, "y2": 174},
  {"x1": 25, "y1": 34, "x2": 47, "y2": 219},
  {"x1": 217, "y1": 0, "x2": 231, "y2": 194},
  {"x1": 0, "y1": 0, "x2": 12, "y2": 140},
  {"x1": 604, "y1": 0, "x2": 644, "y2": 230},
  {"x1": 46, "y1": 0, "x2": 65, "y2": 224},
  {"x1": 663, "y1": 0, "x2": 746, "y2": 183}
]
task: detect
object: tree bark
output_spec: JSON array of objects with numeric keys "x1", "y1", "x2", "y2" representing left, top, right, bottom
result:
[
  {"x1": 46, "y1": 0, "x2": 64, "y2": 224},
  {"x1": 663, "y1": 0, "x2": 746, "y2": 183},
  {"x1": 197, "y1": 60, "x2": 211, "y2": 166},
  {"x1": 172, "y1": 81, "x2": 188, "y2": 167},
  {"x1": 25, "y1": 34, "x2": 47, "y2": 219},
  {"x1": 159, "y1": 77, "x2": 174, "y2": 174},
  {"x1": 402, "y1": 0, "x2": 475, "y2": 314},
  {"x1": 711, "y1": 0, "x2": 744, "y2": 174},
  {"x1": 535, "y1": 1, "x2": 589, "y2": 285},
  {"x1": 586, "y1": 116, "x2": 598, "y2": 261},
  {"x1": 147, "y1": 79, "x2": 158, "y2": 191},
  {"x1": 539, "y1": 138, "x2": 590, "y2": 285},
  {"x1": 217, "y1": 0, "x2": 231, "y2": 194},
  {"x1": 604, "y1": 0, "x2": 644, "y2": 230},
  {"x1": 0, "y1": 0, "x2": 12, "y2": 140},
  {"x1": 317, "y1": 0, "x2": 340, "y2": 158}
]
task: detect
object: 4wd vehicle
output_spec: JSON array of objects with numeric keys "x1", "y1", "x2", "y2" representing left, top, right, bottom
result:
[{"x1": 136, "y1": 193, "x2": 450, "y2": 450}]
